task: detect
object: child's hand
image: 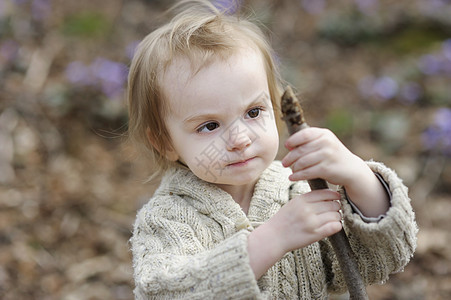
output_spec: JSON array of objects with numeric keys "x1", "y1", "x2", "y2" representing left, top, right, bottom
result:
[
  {"x1": 271, "y1": 189, "x2": 342, "y2": 252},
  {"x1": 249, "y1": 127, "x2": 390, "y2": 279},
  {"x1": 248, "y1": 189, "x2": 342, "y2": 279},
  {"x1": 281, "y1": 127, "x2": 367, "y2": 187},
  {"x1": 281, "y1": 127, "x2": 390, "y2": 219}
]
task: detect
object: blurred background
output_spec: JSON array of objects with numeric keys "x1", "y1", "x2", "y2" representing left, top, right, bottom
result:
[{"x1": 0, "y1": 0, "x2": 450, "y2": 299}]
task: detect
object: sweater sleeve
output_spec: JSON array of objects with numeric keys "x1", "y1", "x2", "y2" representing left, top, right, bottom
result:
[
  {"x1": 324, "y1": 161, "x2": 418, "y2": 294},
  {"x1": 130, "y1": 201, "x2": 261, "y2": 300}
]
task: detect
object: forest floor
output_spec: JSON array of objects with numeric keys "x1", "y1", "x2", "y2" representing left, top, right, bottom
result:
[{"x1": 1, "y1": 0, "x2": 450, "y2": 299}]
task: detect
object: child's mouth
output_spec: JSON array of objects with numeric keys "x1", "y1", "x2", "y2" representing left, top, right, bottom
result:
[{"x1": 227, "y1": 157, "x2": 255, "y2": 167}]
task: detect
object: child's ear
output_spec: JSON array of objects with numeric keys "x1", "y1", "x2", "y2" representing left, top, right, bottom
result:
[
  {"x1": 146, "y1": 128, "x2": 179, "y2": 162},
  {"x1": 164, "y1": 148, "x2": 179, "y2": 162}
]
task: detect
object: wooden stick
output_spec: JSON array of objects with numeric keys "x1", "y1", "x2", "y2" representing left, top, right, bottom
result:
[{"x1": 281, "y1": 86, "x2": 369, "y2": 300}]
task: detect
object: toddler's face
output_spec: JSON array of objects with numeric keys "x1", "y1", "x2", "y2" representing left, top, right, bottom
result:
[{"x1": 162, "y1": 48, "x2": 279, "y2": 190}]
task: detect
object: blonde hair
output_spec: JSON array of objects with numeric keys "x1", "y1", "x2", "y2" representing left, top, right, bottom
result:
[{"x1": 127, "y1": 0, "x2": 284, "y2": 180}]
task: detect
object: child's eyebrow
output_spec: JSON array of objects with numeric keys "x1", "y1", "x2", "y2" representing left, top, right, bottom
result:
[
  {"x1": 183, "y1": 113, "x2": 219, "y2": 125},
  {"x1": 247, "y1": 91, "x2": 271, "y2": 108},
  {"x1": 182, "y1": 91, "x2": 271, "y2": 125}
]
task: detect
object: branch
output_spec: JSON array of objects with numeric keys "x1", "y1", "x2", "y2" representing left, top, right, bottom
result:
[{"x1": 281, "y1": 86, "x2": 369, "y2": 300}]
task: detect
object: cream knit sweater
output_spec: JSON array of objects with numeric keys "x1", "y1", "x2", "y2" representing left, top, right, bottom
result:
[{"x1": 131, "y1": 161, "x2": 417, "y2": 299}]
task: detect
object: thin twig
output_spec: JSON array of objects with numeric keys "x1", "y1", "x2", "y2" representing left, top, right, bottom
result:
[{"x1": 281, "y1": 86, "x2": 369, "y2": 300}]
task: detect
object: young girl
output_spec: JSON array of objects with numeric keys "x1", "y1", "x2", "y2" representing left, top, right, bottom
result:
[{"x1": 127, "y1": 1, "x2": 417, "y2": 299}]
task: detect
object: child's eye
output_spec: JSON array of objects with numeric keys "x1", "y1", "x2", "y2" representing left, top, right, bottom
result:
[
  {"x1": 247, "y1": 107, "x2": 262, "y2": 119},
  {"x1": 197, "y1": 122, "x2": 219, "y2": 133}
]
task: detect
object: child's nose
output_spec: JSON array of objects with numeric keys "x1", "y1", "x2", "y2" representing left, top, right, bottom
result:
[
  {"x1": 227, "y1": 135, "x2": 251, "y2": 151},
  {"x1": 225, "y1": 125, "x2": 252, "y2": 151}
]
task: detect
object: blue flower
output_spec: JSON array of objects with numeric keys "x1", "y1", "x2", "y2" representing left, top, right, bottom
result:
[
  {"x1": 0, "y1": 0, "x2": 7, "y2": 19},
  {"x1": 65, "y1": 61, "x2": 94, "y2": 86},
  {"x1": 31, "y1": 0, "x2": 51, "y2": 21},
  {"x1": 422, "y1": 108, "x2": 451, "y2": 155},
  {"x1": 399, "y1": 82, "x2": 422, "y2": 105},
  {"x1": 91, "y1": 58, "x2": 128, "y2": 98},
  {"x1": 358, "y1": 76, "x2": 399, "y2": 101},
  {"x1": 354, "y1": 0, "x2": 379, "y2": 15},
  {"x1": 358, "y1": 76, "x2": 375, "y2": 98},
  {"x1": 300, "y1": 0, "x2": 326, "y2": 15},
  {"x1": 373, "y1": 76, "x2": 398, "y2": 100},
  {"x1": 213, "y1": 0, "x2": 242, "y2": 15},
  {"x1": 443, "y1": 39, "x2": 451, "y2": 61},
  {"x1": 126, "y1": 41, "x2": 140, "y2": 60},
  {"x1": 11, "y1": 0, "x2": 28, "y2": 5},
  {"x1": 418, "y1": 54, "x2": 442, "y2": 75},
  {"x1": 65, "y1": 58, "x2": 128, "y2": 99},
  {"x1": 418, "y1": 0, "x2": 451, "y2": 15},
  {"x1": 0, "y1": 40, "x2": 19, "y2": 63},
  {"x1": 11, "y1": 0, "x2": 51, "y2": 20},
  {"x1": 417, "y1": 39, "x2": 451, "y2": 76}
]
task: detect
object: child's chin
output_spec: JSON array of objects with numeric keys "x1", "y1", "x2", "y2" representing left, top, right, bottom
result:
[{"x1": 215, "y1": 173, "x2": 263, "y2": 187}]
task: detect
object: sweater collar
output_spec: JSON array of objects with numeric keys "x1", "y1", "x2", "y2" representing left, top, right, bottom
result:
[{"x1": 155, "y1": 161, "x2": 292, "y2": 236}]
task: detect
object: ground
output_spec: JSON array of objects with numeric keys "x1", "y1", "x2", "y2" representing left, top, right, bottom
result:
[{"x1": 0, "y1": 0, "x2": 450, "y2": 299}]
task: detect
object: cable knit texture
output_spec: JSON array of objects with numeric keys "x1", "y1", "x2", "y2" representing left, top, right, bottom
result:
[{"x1": 130, "y1": 161, "x2": 417, "y2": 299}]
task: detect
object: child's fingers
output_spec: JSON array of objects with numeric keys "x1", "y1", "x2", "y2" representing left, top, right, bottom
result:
[
  {"x1": 286, "y1": 151, "x2": 323, "y2": 178},
  {"x1": 282, "y1": 130, "x2": 329, "y2": 168},
  {"x1": 315, "y1": 218, "x2": 343, "y2": 237},
  {"x1": 282, "y1": 145, "x2": 318, "y2": 168},
  {"x1": 314, "y1": 200, "x2": 341, "y2": 214},
  {"x1": 284, "y1": 127, "x2": 322, "y2": 150},
  {"x1": 288, "y1": 189, "x2": 341, "y2": 210},
  {"x1": 305, "y1": 196, "x2": 341, "y2": 217},
  {"x1": 289, "y1": 165, "x2": 321, "y2": 182},
  {"x1": 320, "y1": 211, "x2": 342, "y2": 223},
  {"x1": 295, "y1": 189, "x2": 341, "y2": 204}
]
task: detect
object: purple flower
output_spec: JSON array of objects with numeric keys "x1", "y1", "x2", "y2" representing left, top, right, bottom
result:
[
  {"x1": 422, "y1": 127, "x2": 442, "y2": 150},
  {"x1": 443, "y1": 39, "x2": 451, "y2": 61},
  {"x1": 0, "y1": 40, "x2": 19, "y2": 63},
  {"x1": 373, "y1": 76, "x2": 398, "y2": 100},
  {"x1": 301, "y1": 0, "x2": 326, "y2": 15},
  {"x1": 430, "y1": 0, "x2": 450, "y2": 9},
  {"x1": 126, "y1": 41, "x2": 140, "y2": 60},
  {"x1": 358, "y1": 76, "x2": 399, "y2": 102},
  {"x1": 416, "y1": 39, "x2": 451, "y2": 76},
  {"x1": 32, "y1": 0, "x2": 51, "y2": 21},
  {"x1": 418, "y1": 54, "x2": 442, "y2": 75},
  {"x1": 91, "y1": 58, "x2": 128, "y2": 98},
  {"x1": 213, "y1": 0, "x2": 242, "y2": 15},
  {"x1": 0, "y1": 0, "x2": 7, "y2": 18},
  {"x1": 11, "y1": 0, "x2": 51, "y2": 20},
  {"x1": 358, "y1": 76, "x2": 375, "y2": 98},
  {"x1": 441, "y1": 59, "x2": 451, "y2": 75},
  {"x1": 66, "y1": 57, "x2": 128, "y2": 98},
  {"x1": 354, "y1": 0, "x2": 379, "y2": 15},
  {"x1": 434, "y1": 108, "x2": 451, "y2": 131},
  {"x1": 418, "y1": 0, "x2": 451, "y2": 15},
  {"x1": 65, "y1": 61, "x2": 94, "y2": 86},
  {"x1": 422, "y1": 108, "x2": 451, "y2": 155},
  {"x1": 11, "y1": 0, "x2": 28, "y2": 5},
  {"x1": 91, "y1": 58, "x2": 127, "y2": 85},
  {"x1": 399, "y1": 82, "x2": 422, "y2": 105}
]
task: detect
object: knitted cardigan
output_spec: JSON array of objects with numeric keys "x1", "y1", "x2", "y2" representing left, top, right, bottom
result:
[{"x1": 131, "y1": 161, "x2": 417, "y2": 299}]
